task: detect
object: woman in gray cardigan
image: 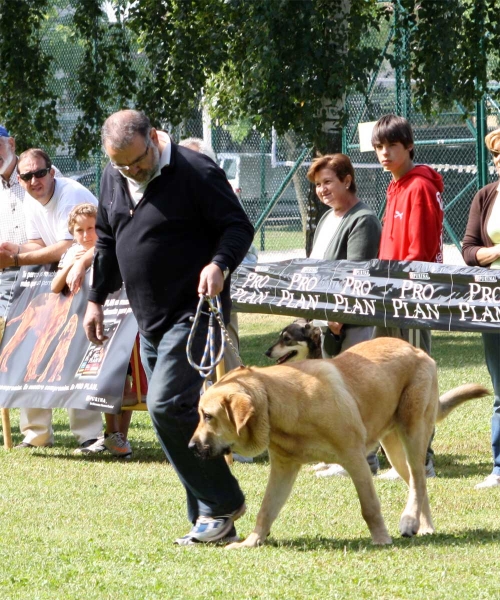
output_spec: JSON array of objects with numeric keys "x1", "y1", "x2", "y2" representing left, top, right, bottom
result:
[
  {"x1": 307, "y1": 153, "x2": 381, "y2": 355},
  {"x1": 307, "y1": 153, "x2": 381, "y2": 478}
]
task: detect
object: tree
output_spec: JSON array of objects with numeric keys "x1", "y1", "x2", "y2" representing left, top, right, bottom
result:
[{"x1": 0, "y1": 0, "x2": 59, "y2": 150}]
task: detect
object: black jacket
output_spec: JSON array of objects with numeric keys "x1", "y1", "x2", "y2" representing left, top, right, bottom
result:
[{"x1": 88, "y1": 141, "x2": 254, "y2": 336}]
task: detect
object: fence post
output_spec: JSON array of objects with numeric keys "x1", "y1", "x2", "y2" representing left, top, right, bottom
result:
[{"x1": 476, "y1": 97, "x2": 488, "y2": 189}]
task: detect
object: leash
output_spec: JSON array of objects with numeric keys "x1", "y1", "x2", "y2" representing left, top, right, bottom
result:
[{"x1": 186, "y1": 294, "x2": 244, "y2": 379}]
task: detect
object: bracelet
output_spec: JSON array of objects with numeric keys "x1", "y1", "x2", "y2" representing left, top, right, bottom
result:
[{"x1": 13, "y1": 254, "x2": 19, "y2": 267}]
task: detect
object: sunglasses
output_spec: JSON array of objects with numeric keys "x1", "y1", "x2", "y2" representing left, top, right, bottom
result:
[
  {"x1": 491, "y1": 150, "x2": 500, "y2": 159},
  {"x1": 18, "y1": 167, "x2": 51, "y2": 182}
]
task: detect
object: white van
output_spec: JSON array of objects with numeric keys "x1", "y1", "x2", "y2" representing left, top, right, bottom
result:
[{"x1": 218, "y1": 152, "x2": 300, "y2": 225}]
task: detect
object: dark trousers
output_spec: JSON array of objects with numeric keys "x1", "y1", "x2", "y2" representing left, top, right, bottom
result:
[{"x1": 140, "y1": 320, "x2": 245, "y2": 524}]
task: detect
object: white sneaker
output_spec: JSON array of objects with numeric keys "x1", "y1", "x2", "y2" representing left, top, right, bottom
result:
[
  {"x1": 232, "y1": 453, "x2": 253, "y2": 463},
  {"x1": 104, "y1": 432, "x2": 132, "y2": 458},
  {"x1": 380, "y1": 461, "x2": 437, "y2": 480},
  {"x1": 316, "y1": 464, "x2": 349, "y2": 478},
  {"x1": 379, "y1": 467, "x2": 401, "y2": 480},
  {"x1": 311, "y1": 462, "x2": 329, "y2": 471},
  {"x1": 73, "y1": 437, "x2": 106, "y2": 455},
  {"x1": 475, "y1": 474, "x2": 500, "y2": 489}
]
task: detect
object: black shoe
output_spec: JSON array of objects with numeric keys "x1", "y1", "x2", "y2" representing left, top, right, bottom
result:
[{"x1": 14, "y1": 441, "x2": 52, "y2": 449}]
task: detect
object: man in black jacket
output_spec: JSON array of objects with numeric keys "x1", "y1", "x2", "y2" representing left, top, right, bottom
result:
[{"x1": 83, "y1": 110, "x2": 254, "y2": 545}]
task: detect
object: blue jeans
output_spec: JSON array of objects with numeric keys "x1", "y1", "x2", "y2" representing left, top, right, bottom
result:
[
  {"x1": 482, "y1": 332, "x2": 500, "y2": 476},
  {"x1": 140, "y1": 320, "x2": 245, "y2": 524}
]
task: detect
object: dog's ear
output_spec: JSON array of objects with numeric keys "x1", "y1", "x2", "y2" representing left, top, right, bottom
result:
[{"x1": 221, "y1": 393, "x2": 255, "y2": 436}]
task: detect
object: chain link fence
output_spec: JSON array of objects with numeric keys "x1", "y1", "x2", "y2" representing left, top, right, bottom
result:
[{"x1": 39, "y1": 4, "x2": 498, "y2": 262}]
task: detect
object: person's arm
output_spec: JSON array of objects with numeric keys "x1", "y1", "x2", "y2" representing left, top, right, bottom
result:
[
  {"x1": 404, "y1": 190, "x2": 443, "y2": 262},
  {"x1": 192, "y1": 156, "x2": 255, "y2": 274},
  {"x1": 83, "y1": 301, "x2": 107, "y2": 345},
  {"x1": 0, "y1": 239, "x2": 73, "y2": 269},
  {"x1": 65, "y1": 247, "x2": 95, "y2": 294},
  {"x1": 51, "y1": 260, "x2": 75, "y2": 293},
  {"x1": 345, "y1": 212, "x2": 382, "y2": 261},
  {"x1": 462, "y1": 186, "x2": 498, "y2": 267}
]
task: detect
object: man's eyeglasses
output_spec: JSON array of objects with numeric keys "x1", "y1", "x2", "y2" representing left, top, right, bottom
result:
[
  {"x1": 110, "y1": 143, "x2": 150, "y2": 171},
  {"x1": 491, "y1": 150, "x2": 500, "y2": 159},
  {"x1": 18, "y1": 167, "x2": 51, "y2": 182}
]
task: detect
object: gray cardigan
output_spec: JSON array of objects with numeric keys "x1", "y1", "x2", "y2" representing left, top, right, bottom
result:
[{"x1": 313, "y1": 200, "x2": 381, "y2": 261}]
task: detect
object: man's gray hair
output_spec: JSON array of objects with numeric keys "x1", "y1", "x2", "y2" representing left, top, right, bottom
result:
[
  {"x1": 101, "y1": 109, "x2": 152, "y2": 150},
  {"x1": 179, "y1": 137, "x2": 217, "y2": 163}
]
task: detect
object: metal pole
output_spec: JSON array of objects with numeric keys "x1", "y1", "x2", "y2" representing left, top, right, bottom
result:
[{"x1": 476, "y1": 97, "x2": 488, "y2": 189}]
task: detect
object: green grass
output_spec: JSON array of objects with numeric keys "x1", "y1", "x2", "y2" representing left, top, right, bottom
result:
[
  {"x1": 0, "y1": 315, "x2": 498, "y2": 600},
  {"x1": 254, "y1": 227, "x2": 305, "y2": 252}
]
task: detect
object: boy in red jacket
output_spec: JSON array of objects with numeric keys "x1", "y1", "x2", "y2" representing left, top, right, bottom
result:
[{"x1": 371, "y1": 114, "x2": 444, "y2": 478}]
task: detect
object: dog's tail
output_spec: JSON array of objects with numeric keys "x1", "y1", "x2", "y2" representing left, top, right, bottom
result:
[{"x1": 436, "y1": 384, "x2": 490, "y2": 423}]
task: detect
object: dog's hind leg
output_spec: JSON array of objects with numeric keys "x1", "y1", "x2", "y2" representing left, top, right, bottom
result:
[
  {"x1": 342, "y1": 452, "x2": 392, "y2": 545},
  {"x1": 226, "y1": 455, "x2": 301, "y2": 549},
  {"x1": 397, "y1": 424, "x2": 434, "y2": 537},
  {"x1": 380, "y1": 430, "x2": 410, "y2": 483}
]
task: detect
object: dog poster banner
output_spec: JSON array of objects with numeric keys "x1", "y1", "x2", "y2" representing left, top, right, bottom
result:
[
  {"x1": 231, "y1": 258, "x2": 500, "y2": 332},
  {"x1": 0, "y1": 265, "x2": 138, "y2": 413}
]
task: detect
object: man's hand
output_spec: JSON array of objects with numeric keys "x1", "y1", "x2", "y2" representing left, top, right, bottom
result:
[
  {"x1": 198, "y1": 263, "x2": 225, "y2": 297},
  {"x1": 83, "y1": 301, "x2": 107, "y2": 345},
  {"x1": 327, "y1": 321, "x2": 344, "y2": 336},
  {"x1": 0, "y1": 249, "x2": 14, "y2": 270},
  {"x1": 66, "y1": 259, "x2": 86, "y2": 294}
]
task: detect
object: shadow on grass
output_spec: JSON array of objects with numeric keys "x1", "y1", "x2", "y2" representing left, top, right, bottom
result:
[{"x1": 266, "y1": 528, "x2": 500, "y2": 552}]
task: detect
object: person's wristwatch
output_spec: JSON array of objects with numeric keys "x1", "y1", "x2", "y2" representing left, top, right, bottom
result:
[{"x1": 212, "y1": 260, "x2": 230, "y2": 280}]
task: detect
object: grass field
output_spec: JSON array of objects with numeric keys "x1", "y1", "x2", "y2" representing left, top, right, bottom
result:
[{"x1": 0, "y1": 314, "x2": 498, "y2": 600}]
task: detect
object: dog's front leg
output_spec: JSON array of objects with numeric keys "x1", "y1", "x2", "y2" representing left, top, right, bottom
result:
[
  {"x1": 343, "y1": 454, "x2": 392, "y2": 545},
  {"x1": 226, "y1": 456, "x2": 301, "y2": 549}
]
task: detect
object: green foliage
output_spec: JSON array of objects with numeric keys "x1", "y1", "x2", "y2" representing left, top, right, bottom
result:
[
  {"x1": 392, "y1": 0, "x2": 500, "y2": 115},
  {"x1": 70, "y1": 0, "x2": 137, "y2": 158},
  {"x1": 3, "y1": 1, "x2": 500, "y2": 159},
  {"x1": 0, "y1": 0, "x2": 59, "y2": 150},
  {"x1": 205, "y1": 0, "x2": 384, "y2": 148},
  {"x1": 126, "y1": 0, "x2": 228, "y2": 128}
]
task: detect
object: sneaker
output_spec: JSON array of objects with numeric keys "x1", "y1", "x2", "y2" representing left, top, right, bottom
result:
[
  {"x1": 425, "y1": 459, "x2": 436, "y2": 478},
  {"x1": 14, "y1": 441, "x2": 53, "y2": 449},
  {"x1": 379, "y1": 462, "x2": 436, "y2": 481},
  {"x1": 311, "y1": 462, "x2": 329, "y2": 471},
  {"x1": 174, "y1": 503, "x2": 246, "y2": 545},
  {"x1": 475, "y1": 474, "x2": 500, "y2": 489},
  {"x1": 104, "y1": 432, "x2": 132, "y2": 458},
  {"x1": 232, "y1": 453, "x2": 253, "y2": 463},
  {"x1": 73, "y1": 437, "x2": 107, "y2": 455},
  {"x1": 316, "y1": 463, "x2": 349, "y2": 478},
  {"x1": 175, "y1": 525, "x2": 241, "y2": 546}
]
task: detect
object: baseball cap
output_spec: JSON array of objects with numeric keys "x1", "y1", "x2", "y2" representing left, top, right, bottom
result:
[{"x1": 0, "y1": 125, "x2": 10, "y2": 137}]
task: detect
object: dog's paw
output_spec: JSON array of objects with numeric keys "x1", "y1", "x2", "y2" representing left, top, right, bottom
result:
[
  {"x1": 225, "y1": 533, "x2": 262, "y2": 549},
  {"x1": 399, "y1": 515, "x2": 419, "y2": 537},
  {"x1": 417, "y1": 524, "x2": 435, "y2": 536},
  {"x1": 372, "y1": 534, "x2": 392, "y2": 545}
]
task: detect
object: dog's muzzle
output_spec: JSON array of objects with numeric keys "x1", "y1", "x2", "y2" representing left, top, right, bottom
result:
[{"x1": 188, "y1": 439, "x2": 231, "y2": 460}]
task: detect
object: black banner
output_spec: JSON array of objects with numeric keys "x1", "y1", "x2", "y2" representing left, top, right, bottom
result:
[
  {"x1": 231, "y1": 258, "x2": 500, "y2": 332},
  {"x1": 0, "y1": 266, "x2": 138, "y2": 413}
]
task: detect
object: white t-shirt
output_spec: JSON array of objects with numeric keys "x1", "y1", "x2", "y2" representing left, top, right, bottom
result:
[
  {"x1": 24, "y1": 177, "x2": 97, "y2": 246},
  {"x1": 58, "y1": 242, "x2": 86, "y2": 268},
  {"x1": 309, "y1": 210, "x2": 343, "y2": 259},
  {"x1": 487, "y1": 185, "x2": 500, "y2": 270}
]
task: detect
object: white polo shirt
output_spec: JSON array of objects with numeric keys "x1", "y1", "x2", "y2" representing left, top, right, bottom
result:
[{"x1": 24, "y1": 177, "x2": 97, "y2": 246}]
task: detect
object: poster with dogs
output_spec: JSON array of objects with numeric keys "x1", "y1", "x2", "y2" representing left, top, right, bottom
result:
[
  {"x1": 231, "y1": 258, "x2": 500, "y2": 333},
  {"x1": 0, "y1": 265, "x2": 137, "y2": 413}
]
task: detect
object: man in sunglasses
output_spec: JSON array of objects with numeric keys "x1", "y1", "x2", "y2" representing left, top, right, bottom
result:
[
  {"x1": 0, "y1": 147, "x2": 104, "y2": 452},
  {"x1": 83, "y1": 109, "x2": 254, "y2": 545}
]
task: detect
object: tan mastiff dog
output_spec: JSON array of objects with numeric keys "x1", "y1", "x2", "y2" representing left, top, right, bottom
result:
[{"x1": 189, "y1": 337, "x2": 489, "y2": 548}]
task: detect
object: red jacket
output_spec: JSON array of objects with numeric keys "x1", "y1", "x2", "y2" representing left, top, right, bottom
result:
[{"x1": 378, "y1": 165, "x2": 444, "y2": 263}]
